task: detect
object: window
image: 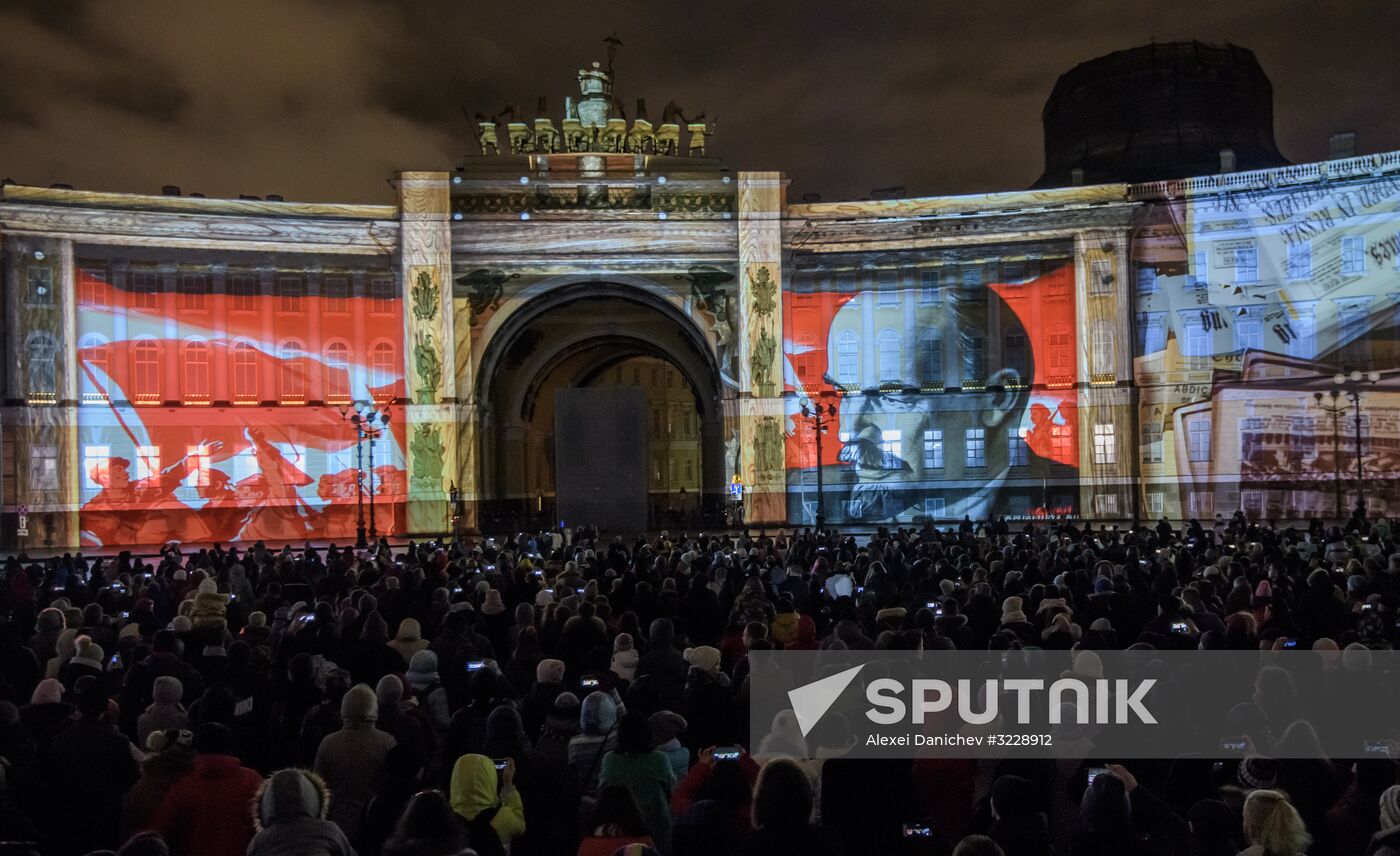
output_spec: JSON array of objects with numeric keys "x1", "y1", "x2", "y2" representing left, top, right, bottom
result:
[
  {"x1": 1091, "y1": 321, "x2": 1114, "y2": 375},
  {"x1": 277, "y1": 276, "x2": 306, "y2": 312},
  {"x1": 176, "y1": 445, "x2": 210, "y2": 489},
  {"x1": 1004, "y1": 261, "x2": 1026, "y2": 282},
  {"x1": 961, "y1": 330, "x2": 984, "y2": 386},
  {"x1": 370, "y1": 342, "x2": 396, "y2": 398},
  {"x1": 924, "y1": 497, "x2": 946, "y2": 518},
  {"x1": 877, "y1": 271, "x2": 899, "y2": 307},
  {"x1": 877, "y1": 329, "x2": 901, "y2": 383},
  {"x1": 1004, "y1": 331, "x2": 1027, "y2": 381},
  {"x1": 1183, "y1": 315, "x2": 1210, "y2": 357},
  {"x1": 1137, "y1": 312, "x2": 1166, "y2": 355},
  {"x1": 1051, "y1": 425, "x2": 1073, "y2": 462},
  {"x1": 1234, "y1": 244, "x2": 1258, "y2": 283},
  {"x1": 133, "y1": 338, "x2": 161, "y2": 404},
  {"x1": 1146, "y1": 492, "x2": 1164, "y2": 515},
  {"x1": 918, "y1": 329, "x2": 942, "y2": 387},
  {"x1": 83, "y1": 444, "x2": 111, "y2": 495},
  {"x1": 232, "y1": 340, "x2": 259, "y2": 402},
  {"x1": 26, "y1": 333, "x2": 58, "y2": 403},
  {"x1": 1094, "y1": 494, "x2": 1119, "y2": 516},
  {"x1": 1135, "y1": 267, "x2": 1158, "y2": 293},
  {"x1": 279, "y1": 340, "x2": 306, "y2": 402},
  {"x1": 837, "y1": 273, "x2": 858, "y2": 306},
  {"x1": 1090, "y1": 260, "x2": 1113, "y2": 294},
  {"x1": 1235, "y1": 315, "x2": 1263, "y2": 352},
  {"x1": 324, "y1": 277, "x2": 350, "y2": 314},
  {"x1": 923, "y1": 429, "x2": 944, "y2": 469},
  {"x1": 30, "y1": 446, "x2": 58, "y2": 492},
  {"x1": 183, "y1": 340, "x2": 211, "y2": 402},
  {"x1": 1189, "y1": 491, "x2": 1213, "y2": 515},
  {"x1": 1008, "y1": 428, "x2": 1029, "y2": 467},
  {"x1": 961, "y1": 267, "x2": 982, "y2": 289},
  {"x1": 228, "y1": 275, "x2": 258, "y2": 312},
  {"x1": 79, "y1": 334, "x2": 109, "y2": 404},
  {"x1": 919, "y1": 270, "x2": 940, "y2": 304},
  {"x1": 652, "y1": 408, "x2": 662, "y2": 435},
  {"x1": 179, "y1": 273, "x2": 210, "y2": 311},
  {"x1": 684, "y1": 459, "x2": 693, "y2": 482},
  {"x1": 836, "y1": 331, "x2": 860, "y2": 384},
  {"x1": 1190, "y1": 252, "x2": 1209, "y2": 289},
  {"x1": 1287, "y1": 241, "x2": 1312, "y2": 279},
  {"x1": 370, "y1": 278, "x2": 395, "y2": 314},
  {"x1": 1048, "y1": 324, "x2": 1072, "y2": 378},
  {"x1": 79, "y1": 268, "x2": 109, "y2": 308},
  {"x1": 26, "y1": 266, "x2": 54, "y2": 306},
  {"x1": 1287, "y1": 311, "x2": 1316, "y2": 359},
  {"x1": 880, "y1": 429, "x2": 902, "y2": 468},
  {"x1": 965, "y1": 427, "x2": 986, "y2": 468},
  {"x1": 1339, "y1": 301, "x2": 1370, "y2": 362},
  {"x1": 131, "y1": 271, "x2": 161, "y2": 310},
  {"x1": 1093, "y1": 423, "x2": 1116, "y2": 465},
  {"x1": 324, "y1": 340, "x2": 351, "y2": 404},
  {"x1": 1341, "y1": 236, "x2": 1366, "y2": 275},
  {"x1": 1188, "y1": 418, "x2": 1211, "y2": 462},
  {"x1": 134, "y1": 445, "x2": 161, "y2": 481},
  {"x1": 1142, "y1": 421, "x2": 1164, "y2": 463}
]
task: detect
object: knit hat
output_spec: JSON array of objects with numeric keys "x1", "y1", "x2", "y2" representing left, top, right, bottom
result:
[
  {"x1": 394, "y1": 618, "x2": 422, "y2": 641},
  {"x1": 172, "y1": 569, "x2": 187, "y2": 581},
  {"x1": 614, "y1": 633, "x2": 634, "y2": 652},
  {"x1": 1090, "y1": 617, "x2": 1113, "y2": 632},
  {"x1": 939, "y1": 579, "x2": 957, "y2": 597},
  {"x1": 152, "y1": 676, "x2": 183, "y2": 705},
  {"x1": 405, "y1": 650, "x2": 440, "y2": 690},
  {"x1": 1237, "y1": 754, "x2": 1278, "y2": 790},
  {"x1": 76, "y1": 638, "x2": 105, "y2": 665},
  {"x1": 257, "y1": 769, "x2": 329, "y2": 830},
  {"x1": 248, "y1": 611, "x2": 267, "y2": 628},
  {"x1": 1000, "y1": 596, "x2": 1027, "y2": 625},
  {"x1": 876, "y1": 607, "x2": 907, "y2": 624},
  {"x1": 482, "y1": 589, "x2": 505, "y2": 615},
  {"x1": 31, "y1": 678, "x2": 63, "y2": 705},
  {"x1": 648, "y1": 710, "x2": 688, "y2": 744},
  {"x1": 198, "y1": 578, "x2": 218, "y2": 595},
  {"x1": 171, "y1": 616, "x2": 193, "y2": 633},
  {"x1": 548, "y1": 691, "x2": 581, "y2": 732},
  {"x1": 340, "y1": 684, "x2": 378, "y2": 723},
  {"x1": 119, "y1": 622, "x2": 142, "y2": 640},
  {"x1": 535, "y1": 589, "x2": 555, "y2": 607},
  {"x1": 1380, "y1": 785, "x2": 1400, "y2": 830},
  {"x1": 195, "y1": 722, "x2": 235, "y2": 755},
  {"x1": 536, "y1": 658, "x2": 566, "y2": 685},
  {"x1": 1081, "y1": 771, "x2": 1131, "y2": 831},
  {"x1": 1093, "y1": 577, "x2": 1114, "y2": 594},
  {"x1": 683, "y1": 645, "x2": 722, "y2": 675}
]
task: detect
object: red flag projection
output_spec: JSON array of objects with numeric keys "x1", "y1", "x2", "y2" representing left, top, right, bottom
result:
[
  {"x1": 74, "y1": 268, "x2": 407, "y2": 547},
  {"x1": 781, "y1": 255, "x2": 1081, "y2": 523}
]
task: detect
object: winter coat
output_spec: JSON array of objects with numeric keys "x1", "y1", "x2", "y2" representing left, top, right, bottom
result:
[
  {"x1": 1370, "y1": 826, "x2": 1400, "y2": 856},
  {"x1": 153, "y1": 753, "x2": 264, "y2": 856},
  {"x1": 449, "y1": 753, "x2": 526, "y2": 851},
  {"x1": 248, "y1": 768, "x2": 356, "y2": 856},
  {"x1": 314, "y1": 719, "x2": 396, "y2": 839},
  {"x1": 39, "y1": 717, "x2": 141, "y2": 854},
  {"x1": 122, "y1": 745, "x2": 195, "y2": 838},
  {"x1": 136, "y1": 675, "x2": 189, "y2": 748},
  {"x1": 599, "y1": 749, "x2": 676, "y2": 854}
]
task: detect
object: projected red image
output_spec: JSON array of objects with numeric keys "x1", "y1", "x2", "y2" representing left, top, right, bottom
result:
[
  {"x1": 74, "y1": 269, "x2": 407, "y2": 547},
  {"x1": 782, "y1": 258, "x2": 1081, "y2": 522}
]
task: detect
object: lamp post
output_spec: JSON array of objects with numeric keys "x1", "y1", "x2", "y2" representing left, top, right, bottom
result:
[
  {"x1": 1316, "y1": 369, "x2": 1380, "y2": 521},
  {"x1": 340, "y1": 402, "x2": 392, "y2": 547},
  {"x1": 1313, "y1": 391, "x2": 1346, "y2": 522},
  {"x1": 798, "y1": 396, "x2": 839, "y2": 529}
]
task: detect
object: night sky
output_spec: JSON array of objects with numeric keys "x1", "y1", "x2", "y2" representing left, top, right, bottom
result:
[{"x1": 2, "y1": 0, "x2": 1398, "y2": 204}]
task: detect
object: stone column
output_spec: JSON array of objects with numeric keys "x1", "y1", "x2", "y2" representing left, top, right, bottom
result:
[
  {"x1": 397, "y1": 172, "x2": 459, "y2": 536},
  {"x1": 736, "y1": 172, "x2": 788, "y2": 525}
]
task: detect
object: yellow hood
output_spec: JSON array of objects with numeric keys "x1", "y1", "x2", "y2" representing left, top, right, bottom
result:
[{"x1": 449, "y1": 753, "x2": 497, "y2": 820}]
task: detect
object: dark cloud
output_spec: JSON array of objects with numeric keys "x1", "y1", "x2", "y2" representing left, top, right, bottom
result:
[{"x1": 1, "y1": 1, "x2": 1398, "y2": 204}]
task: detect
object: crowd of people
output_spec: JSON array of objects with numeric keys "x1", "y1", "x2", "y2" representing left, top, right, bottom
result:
[{"x1": 0, "y1": 509, "x2": 1399, "y2": 856}]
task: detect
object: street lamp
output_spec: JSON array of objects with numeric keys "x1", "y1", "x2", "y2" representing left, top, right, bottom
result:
[
  {"x1": 798, "y1": 395, "x2": 839, "y2": 529},
  {"x1": 340, "y1": 402, "x2": 392, "y2": 547},
  {"x1": 1315, "y1": 369, "x2": 1380, "y2": 521}
]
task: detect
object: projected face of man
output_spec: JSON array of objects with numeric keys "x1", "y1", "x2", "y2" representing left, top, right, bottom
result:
[{"x1": 823, "y1": 286, "x2": 1034, "y2": 523}]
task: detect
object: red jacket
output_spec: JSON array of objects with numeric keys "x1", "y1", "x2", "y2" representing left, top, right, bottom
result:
[{"x1": 153, "y1": 753, "x2": 263, "y2": 856}]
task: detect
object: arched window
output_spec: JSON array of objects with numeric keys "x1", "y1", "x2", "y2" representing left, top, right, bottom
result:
[
  {"x1": 324, "y1": 340, "x2": 351, "y2": 404},
  {"x1": 1091, "y1": 320, "x2": 1114, "y2": 375},
  {"x1": 78, "y1": 334, "x2": 108, "y2": 404},
  {"x1": 1049, "y1": 323, "x2": 1072, "y2": 379},
  {"x1": 279, "y1": 339, "x2": 305, "y2": 402},
  {"x1": 835, "y1": 331, "x2": 859, "y2": 385},
  {"x1": 370, "y1": 341, "x2": 396, "y2": 400},
  {"x1": 132, "y1": 337, "x2": 160, "y2": 404},
  {"x1": 232, "y1": 340, "x2": 259, "y2": 403},
  {"x1": 919, "y1": 329, "x2": 943, "y2": 387},
  {"x1": 183, "y1": 339, "x2": 211, "y2": 402},
  {"x1": 26, "y1": 333, "x2": 58, "y2": 403},
  {"x1": 877, "y1": 329, "x2": 901, "y2": 384}
]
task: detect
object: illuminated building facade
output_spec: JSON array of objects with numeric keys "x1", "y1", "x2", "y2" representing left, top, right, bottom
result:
[{"x1": 3, "y1": 54, "x2": 1400, "y2": 549}]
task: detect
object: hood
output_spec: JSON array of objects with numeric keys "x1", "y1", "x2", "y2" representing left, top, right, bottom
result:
[
  {"x1": 395, "y1": 618, "x2": 422, "y2": 642},
  {"x1": 341, "y1": 683, "x2": 379, "y2": 724},
  {"x1": 449, "y1": 753, "x2": 499, "y2": 821},
  {"x1": 580, "y1": 690, "x2": 618, "y2": 735},
  {"x1": 255, "y1": 768, "x2": 330, "y2": 830},
  {"x1": 649, "y1": 617, "x2": 675, "y2": 647},
  {"x1": 152, "y1": 675, "x2": 184, "y2": 706}
]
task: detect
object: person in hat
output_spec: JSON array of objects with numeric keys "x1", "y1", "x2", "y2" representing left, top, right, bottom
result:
[
  {"x1": 986, "y1": 774, "x2": 1052, "y2": 856},
  {"x1": 997, "y1": 597, "x2": 1036, "y2": 644},
  {"x1": 383, "y1": 790, "x2": 474, "y2": 856},
  {"x1": 1369, "y1": 785, "x2": 1400, "y2": 856},
  {"x1": 387, "y1": 618, "x2": 429, "y2": 666},
  {"x1": 314, "y1": 683, "x2": 396, "y2": 839},
  {"x1": 122, "y1": 729, "x2": 195, "y2": 840},
  {"x1": 248, "y1": 768, "x2": 355, "y2": 856},
  {"x1": 611, "y1": 633, "x2": 640, "y2": 683},
  {"x1": 449, "y1": 753, "x2": 526, "y2": 856},
  {"x1": 136, "y1": 675, "x2": 188, "y2": 748},
  {"x1": 152, "y1": 723, "x2": 262, "y2": 856},
  {"x1": 648, "y1": 710, "x2": 689, "y2": 781},
  {"x1": 683, "y1": 645, "x2": 734, "y2": 755},
  {"x1": 36, "y1": 681, "x2": 139, "y2": 854}
]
